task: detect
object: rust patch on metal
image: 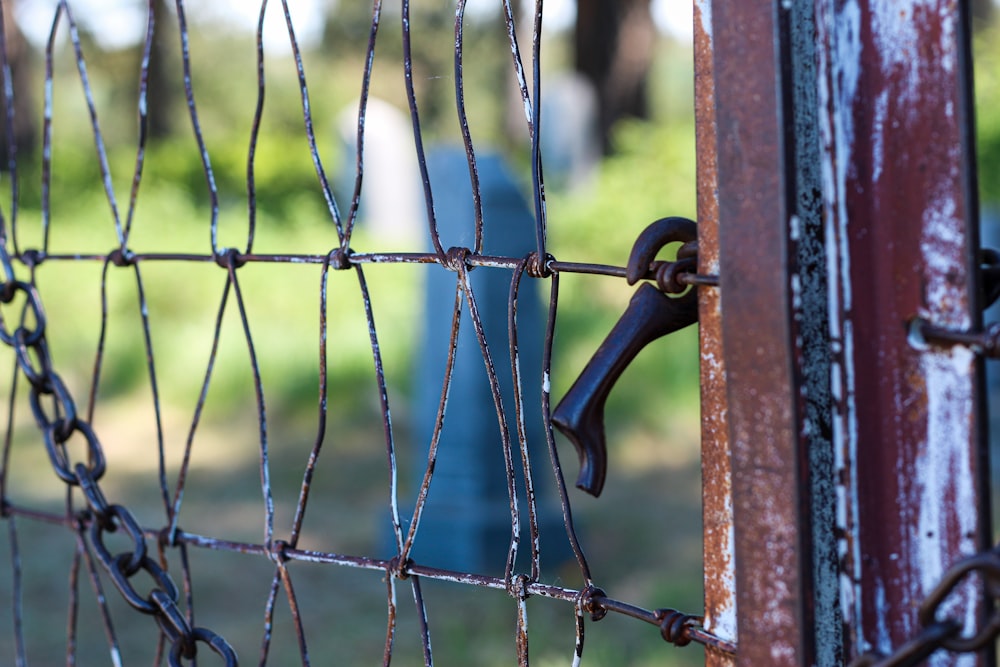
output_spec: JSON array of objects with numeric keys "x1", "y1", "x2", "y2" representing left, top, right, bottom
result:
[
  {"x1": 712, "y1": 1, "x2": 809, "y2": 663},
  {"x1": 694, "y1": 1, "x2": 737, "y2": 664}
]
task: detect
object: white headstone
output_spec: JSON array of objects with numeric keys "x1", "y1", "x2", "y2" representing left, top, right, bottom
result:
[{"x1": 337, "y1": 97, "x2": 424, "y2": 248}]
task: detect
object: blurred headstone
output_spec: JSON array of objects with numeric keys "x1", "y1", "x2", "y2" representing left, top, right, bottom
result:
[
  {"x1": 981, "y1": 208, "x2": 1000, "y2": 485},
  {"x1": 408, "y1": 147, "x2": 569, "y2": 574},
  {"x1": 337, "y1": 97, "x2": 423, "y2": 248},
  {"x1": 540, "y1": 73, "x2": 600, "y2": 191}
]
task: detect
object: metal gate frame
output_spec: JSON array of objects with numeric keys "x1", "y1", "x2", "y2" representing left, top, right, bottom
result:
[{"x1": 695, "y1": 1, "x2": 991, "y2": 664}]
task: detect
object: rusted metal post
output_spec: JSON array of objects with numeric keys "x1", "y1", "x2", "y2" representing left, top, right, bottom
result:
[
  {"x1": 712, "y1": 1, "x2": 841, "y2": 664},
  {"x1": 816, "y1": 0, "x2": 991, "y2": 662},
  {"x1": 693, "y1": 2, "x2": 736, "y2": 665}
]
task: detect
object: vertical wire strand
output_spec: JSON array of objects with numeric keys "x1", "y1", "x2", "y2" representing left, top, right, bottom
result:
[
  {"x1": 7, "y1": 516, "x2": 25, "y2": 667},
  {"x1": 131, "y1": 263, "x2": 171, "y2": 517},
  {"x1": 572, "y1": 600, "x2": 585, "y2": 667},
  {"x1": 226, "y1": 258, "x2": 274, "y2": 551},
  {"x1": 541, "y1": 273, "x2": 593, "y2": 581},
  {"x1": 411, "y1": 576, "x2": 433, "y2": 667},
  {"x1": 174, "y1": 0, "x2": 221, "y2": 254},
  {"x1": 87, "y1": 259, "x2": 113, "y2": 423},
  {"x1": 509, "y1": 259, "x2": 541, "y2": 581},
  {"x1": 246, "y1": 0, "x2": 269, "y2": 256},
  {"x1": 500, "y1": 1, "x2": 547, "y2": 257},
  {"x1": 280, "y1": 0, "x2": 345, "y2": 242},
  {"x1": 259, "y1": 569, "x2": 283, "y2": 664},
  {"x1": 501, "y1": 1, "x2": 536, "y2": 144},
  {"x1": 382, "y1": 572, "x2": 397, "y2": 666},
  {"x1": 120, "y1": 0, "x2": 156, "y2": 247},
  {"x1": 61, "y1": 2, "x2": 124, "y2": 245},
  {"x1": 516, "y1": 585, "x2": 530, "y2": 666},
  {"x1": 455, "y1": 261, "x2": 521, "y2": 585},
  {"x1": 287, "y1": 256, "x2": 332, "y2": 549},
  {"x1": 400, "y1": 281, "x2": 463, "y2": 563},
  {"x1": 453, "y1": 0, "x2": 484, "y2": 254},
  {"x1": 344, "y1": 0, "x2": 383, "y2": 245},
  {"x1": 0, "y1": 0, "x2": 19, "y2": 249},
  {"x1": 78, "y1": 523, "x2": 123, "y2": 667},
  {"x1": 67, "y1": 531, "x2": 81, "y2": 666},
  {"x1": 40, "y1": 4, "x2": 64, "y2": 254},
  {"x1": 1, "y1": 361, "x2": 18, "y2": 505},
  {"x1": 174, "y1": 540, "x2": 197, "y2": 664},
  {"x1": 355, "y1": 264, "x2": 402, "y2": 552},
  {"x1": 168, "y1": 276, "x2": 232, "y2": 539},
  {"x1": 401, "y1": 0, "x2": 444, "y2": 260},
  {"x1": 529, "y1": 0, "x2": 547, "y2": 259},
  {"x1": 280, "y1": 565, "x2": 312, "y2": 666}
]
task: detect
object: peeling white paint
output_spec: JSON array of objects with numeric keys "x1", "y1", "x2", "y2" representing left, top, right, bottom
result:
[
  {"x1": 832, "y1": 3, "x2": 860, "y2": 320},
  {"x1": 874, "y1": 582, "x2": 891, "y2": 656},
  {"x1": 920, "y1": 196, "x2": 965, "y2": 326},
  {"x1": 789, "y1": 213, "x2": 802, "y2": 242},
  {"x1": 917, "y1": 348, "x2": 976, "y2": 570},
  {"x1": 700, "y1": 350, "x2": 722, "y2": 384},
  {"x1": 818, "y1": 0, "x2": 864, "y2": 643},
  {"x1": 790, "y1": 274, "x2": 802, "y2": 311},
  {"x1": 914, "y1": 193, "x2": 978, "y2": 667},
  {"x1": 872, "y1": 90, "x2": 888, "y2": 182},
  {"x1": 841, "y1": 318, "x2": 862, "y2": 634},
  {"x1": 707, "y1": 510, "x2": 738, "y2": 642},
  {"x1": 870, "y1": 1, "x2": 956, "y2": 106},
  {"x1": 829, "y1": 360, "x2": 842, "y2": 403},
  {"x1": 918, "y1": 348, "x2": 978, "y2": 667}
]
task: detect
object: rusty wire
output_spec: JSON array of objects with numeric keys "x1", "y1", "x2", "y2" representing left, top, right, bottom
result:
[{"x1": 0, "y1": 0, "x2": 729, "y2": 665}]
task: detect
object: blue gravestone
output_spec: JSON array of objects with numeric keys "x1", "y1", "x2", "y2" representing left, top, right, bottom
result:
[
  {"x1": 981, "y1": 208, "x2": 1000, "y2": 486},
  {"x1": 408, "y1": 147, "x2": 569, "y2": 575}
]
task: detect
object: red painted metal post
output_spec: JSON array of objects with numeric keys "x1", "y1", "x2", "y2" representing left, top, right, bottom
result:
[
  {"x1": 816, "y1": 0, "x2": 991, "y2": 662},
  {"x1": 693, "y1": 2, "x2": 736, "y2": 665}
]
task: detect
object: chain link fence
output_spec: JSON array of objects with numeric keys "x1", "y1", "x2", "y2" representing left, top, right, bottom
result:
[{"x1": 0, "y1": 1, "x2": 722, "y2": 665}]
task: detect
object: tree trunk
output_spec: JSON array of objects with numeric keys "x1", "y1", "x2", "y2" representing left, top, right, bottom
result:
[
  {"x1": 0, "y1": 0, "x2": 37, "y2": 167},
  {"x1": 146, "y1": 0, "x2": 175, "y2": 140},
  {"x1": 972, "y1": 0, "x2": 994, "y2": 24},
  {"x1": 574, "y1": 0, "x2": 655, "y2": 153}
]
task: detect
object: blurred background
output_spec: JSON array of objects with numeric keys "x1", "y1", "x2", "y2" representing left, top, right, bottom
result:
[{"x1": 0, "y1": 1, "x2": 996, "y2": 665}]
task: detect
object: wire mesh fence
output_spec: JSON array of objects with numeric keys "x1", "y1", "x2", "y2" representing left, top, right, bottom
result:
[{"x1": 0, "y1": 1, "x2": 725, "y2": 665}]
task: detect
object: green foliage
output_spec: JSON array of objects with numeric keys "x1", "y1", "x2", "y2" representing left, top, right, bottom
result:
[
  {"x1": 550, "y1": 118, "x2": 697, "y2": 262},
  {"x1": 976, "y1": 21, "x2": 1000, "y2": 206}
]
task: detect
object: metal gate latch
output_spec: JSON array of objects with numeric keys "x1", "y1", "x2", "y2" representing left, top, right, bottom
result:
[{"x1": 552, "y1": 217, "x2": 700, "y2": 497}]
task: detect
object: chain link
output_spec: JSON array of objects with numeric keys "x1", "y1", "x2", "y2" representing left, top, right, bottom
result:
[
  {"x1": 850, "y1": 545, "x2": 1000, "y2": 666},
  {"x1": 0, "y1": 280, "x2": 46, "y2": 346},
  {"x1": 0, "y1": 255, "x2": 238, "y2": 665}
]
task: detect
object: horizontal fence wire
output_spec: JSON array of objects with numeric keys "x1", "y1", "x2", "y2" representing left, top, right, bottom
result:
[{"x1": 0, "y1": 0, "x2": 731, "y2": 664}]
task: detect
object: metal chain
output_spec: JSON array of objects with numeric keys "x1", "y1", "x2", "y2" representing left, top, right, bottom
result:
[
  {"x1": 0, "y1": 245, "x2": 238, "y2": 666},
  {"x1": 850, "y1": 545, "x2": 1000, "y2": 666}
]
